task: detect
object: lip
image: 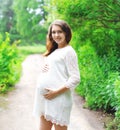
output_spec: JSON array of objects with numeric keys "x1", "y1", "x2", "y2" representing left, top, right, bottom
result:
[{"x1": 54, "y1": 38, "x2": 61, "y2": 41}]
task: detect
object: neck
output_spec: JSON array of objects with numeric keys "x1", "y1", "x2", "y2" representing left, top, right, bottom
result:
[{"x1": 58, "y1": 43, "x2": 68, "y2": 48}]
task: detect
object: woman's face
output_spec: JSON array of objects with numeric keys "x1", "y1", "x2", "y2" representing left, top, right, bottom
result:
[{"x1": 51, "y1": 25, "x2": 67, "y2": 47}]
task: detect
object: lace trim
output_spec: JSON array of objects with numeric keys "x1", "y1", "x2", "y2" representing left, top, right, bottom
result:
[{"x1": 40, "y1": 113, "x2": 69, "y2": 127}]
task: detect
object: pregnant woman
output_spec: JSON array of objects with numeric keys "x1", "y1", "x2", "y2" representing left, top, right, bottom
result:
[{"x1": 33, "y1": 20, "x2": 80, "y2": 130}]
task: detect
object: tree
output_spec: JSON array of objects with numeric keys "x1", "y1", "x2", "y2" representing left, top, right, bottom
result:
[
  {"x1": 52, "y1": 0, "x2": 120, "y2": 57},
  {"x1": 0, "y1": 0, "x2": 21, "y2": 42},
  {"x1": 0, "y1": 0, "x2": 14, "y2": 33},
  {"x1": 13, "y1": 0, "x2": 48, "y2": 43}
]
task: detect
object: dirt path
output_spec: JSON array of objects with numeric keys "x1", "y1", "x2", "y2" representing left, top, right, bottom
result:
[{"x1": 0, "y1": 54, "x2": 105, "y2": 130}]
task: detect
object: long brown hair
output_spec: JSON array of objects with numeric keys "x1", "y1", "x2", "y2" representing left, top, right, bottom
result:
[{"x1": 44, "y1": 20, "x2": 72, "y2": 56}]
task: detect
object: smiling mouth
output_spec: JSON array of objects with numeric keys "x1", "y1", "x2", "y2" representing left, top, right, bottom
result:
[{"x1": 55, "y1": 38, "x2": 61, "y2": 41}]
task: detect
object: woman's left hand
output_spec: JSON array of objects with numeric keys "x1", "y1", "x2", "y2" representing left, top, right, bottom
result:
[{"x1": 43, "y1": 88, "x2": 58, "y2": 100}]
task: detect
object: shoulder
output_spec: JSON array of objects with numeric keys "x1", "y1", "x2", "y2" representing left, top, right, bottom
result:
[
  {"x1": 65, "y1": 45, "x2": 77, "y2": 55},
  {"x1": 63, "y1": 45, "x2": 78, "y2": 60}
]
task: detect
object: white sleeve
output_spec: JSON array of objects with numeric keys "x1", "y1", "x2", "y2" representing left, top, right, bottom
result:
[{"x1": 64, "y1": 49, "x2": 80, "y2": 88}]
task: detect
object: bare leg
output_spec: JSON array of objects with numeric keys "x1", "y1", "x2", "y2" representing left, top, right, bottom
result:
[
  {"x1": 39, "y1": 116, "x2": 53, "y2": 130},
  {"x1": 54, "y1": 124, "x2": 67, "y2": 130}
]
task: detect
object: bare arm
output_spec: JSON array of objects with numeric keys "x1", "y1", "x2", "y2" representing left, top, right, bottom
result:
[{"x1": 44, "y1": 87, "x2": 69, "y2": 100}]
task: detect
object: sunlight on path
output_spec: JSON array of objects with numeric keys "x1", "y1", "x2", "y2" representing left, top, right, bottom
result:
[{"x1": 0, "y1": 54, "x2": 105, "y2": 130}]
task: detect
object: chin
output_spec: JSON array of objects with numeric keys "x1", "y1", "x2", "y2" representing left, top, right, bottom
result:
[{"x1": 57, "y1": 42, "x2": 62, "y2": 45}]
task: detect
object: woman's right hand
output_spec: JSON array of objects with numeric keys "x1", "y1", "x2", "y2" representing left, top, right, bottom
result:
[{"x1": 42, "y1": 64, "x2": 49, "y2": 73}]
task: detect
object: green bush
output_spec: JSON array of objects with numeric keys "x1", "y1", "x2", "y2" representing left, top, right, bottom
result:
[
  {"x1": 107, "y1": 76, "x2": 120, "y2": 130},
  {"x1": 0, "y1": 33, "x2": 21, "y2": 93},
  {"x1": 114, "y1": 77, "x2": 120, "y2": 119},
  {"x1": 76, "y1": 43, "x2": 120, "y2": 115},
  {"x1": 75, "y1": 43, "x2": 107, "y2": 109}
]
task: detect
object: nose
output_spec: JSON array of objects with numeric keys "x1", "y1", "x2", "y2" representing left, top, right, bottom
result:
[{"x1": 55, "y1": 32, "x2": 59, "y2": 36}]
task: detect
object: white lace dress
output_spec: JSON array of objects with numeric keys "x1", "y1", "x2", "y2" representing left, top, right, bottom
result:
[{"x1": 33, "y1": 45, "x2": 80, "y2": 126}]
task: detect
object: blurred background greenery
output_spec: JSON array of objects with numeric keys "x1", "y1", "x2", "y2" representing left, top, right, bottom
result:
[{"x1": 0, "y1": 0, "x2": 120, "y2": 129}]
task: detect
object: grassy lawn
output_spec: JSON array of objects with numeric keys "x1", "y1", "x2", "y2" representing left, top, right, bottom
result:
[{"x1": 18, "y1": 44, "x2": 46, "y2": 59}]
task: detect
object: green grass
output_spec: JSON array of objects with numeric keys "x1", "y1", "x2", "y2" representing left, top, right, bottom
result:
[{"x1": 18, "y1": 44, "x2": 46, "y2": 59}]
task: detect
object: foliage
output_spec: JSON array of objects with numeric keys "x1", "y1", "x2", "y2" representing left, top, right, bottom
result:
[
  {"x1": 0, "y1": 33, "x2": 21, "y2": 93},
  {"x1": 0, "y1": 0, "x2": 14, "y2": 32},
  {"x1": 75, "y1": 44, "x2": 117, "y2": 111},
  {"x1": 12, "y1": 0, "x2": 48, "y2": 43},
  {"x1": 0, "y1": 0, "x2": 49, "y2": 43},
  {"x1": 52, "y1": 0, "x2": 120, "y2": 57},
  {"x1": 0, "y1": 0, "x2": 20, "y2": 42},
  {"x1": 51, "y1": 0, "x2": 120, "y2": 127},
  {"x1": 114, "y1": 77, "x2": 120, "y2": 119}
]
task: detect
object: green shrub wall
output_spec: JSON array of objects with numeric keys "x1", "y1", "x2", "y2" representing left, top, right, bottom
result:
[{"x1": 0, "y1": 33, "x2": 21, "y2": 93}]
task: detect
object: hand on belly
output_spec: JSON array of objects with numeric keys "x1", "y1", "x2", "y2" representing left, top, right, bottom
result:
[
  {"x1": 43, "y1": 88, "x2": 58, "y2": 100},
  {"x1": 42, "y1": 64, "x2": 49, "y2": 73}
]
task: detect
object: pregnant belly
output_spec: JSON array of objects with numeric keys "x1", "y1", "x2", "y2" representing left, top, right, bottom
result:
[
  {"x1": 36, "y1": 72, "x2": 66, "y2": 95},
  {"x1": 36, "y1": 74, "x2": 49, "y2": 91},
  {"x1": 36, "y1": 73, "x2": 59, "y2": 95}
]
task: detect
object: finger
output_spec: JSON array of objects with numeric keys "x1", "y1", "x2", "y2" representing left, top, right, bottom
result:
[
  {"x1": 45, "y1": 88, "x2": 49, "y2": 91},
  {"x1": 44, "y1": 94, "x2": 51, "y2": 100},
  {"x1": 44, "y1": 64, "x2": 49, "y2": 68}
]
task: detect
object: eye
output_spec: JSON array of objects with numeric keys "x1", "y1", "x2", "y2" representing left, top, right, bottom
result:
[
  {"x1": 52, "y1": 30, "x2": 63, "y2": 34},
  {"x1": 52, "y1": 31, "x2": 56, "y2": 34},
  {"x1": 58, "y1": 30, "x2": 63, "y2": 33}
]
